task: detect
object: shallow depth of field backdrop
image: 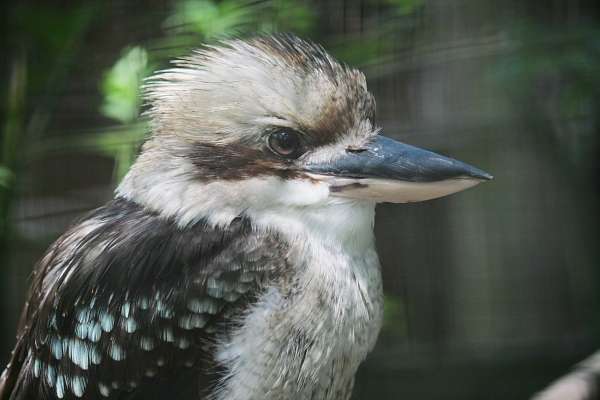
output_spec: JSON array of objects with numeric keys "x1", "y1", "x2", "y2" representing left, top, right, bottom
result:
[{"x1": 1, "y1": 1, "x2": 599, "y2": 399}]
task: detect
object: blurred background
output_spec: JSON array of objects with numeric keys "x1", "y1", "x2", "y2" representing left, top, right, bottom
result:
[{"x1": 1, "y1": 0, "x2": 599, "y2": 398}]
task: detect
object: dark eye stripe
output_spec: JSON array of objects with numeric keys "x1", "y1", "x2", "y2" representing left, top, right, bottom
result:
[{"x1": 188, "y1": 141, "x2": 304, "y2": 181}]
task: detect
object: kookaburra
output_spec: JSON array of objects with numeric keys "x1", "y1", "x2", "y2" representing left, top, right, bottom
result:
[{"x1": 0, "y1": 34, "x2": 491, "y2": 400}]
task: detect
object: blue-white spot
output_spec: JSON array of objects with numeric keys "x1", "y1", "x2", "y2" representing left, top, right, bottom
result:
[
  {"x1": 223, "y1": 292, "x2": 241, "y2": 302},
  {"x1": 234, "y1": 283, "x2": 251, "y2": 294},
  {"x1": 46, "y1": 365, "x2": 56, "y2": 388},
  {"x1": 62, "y1": 338, "x2": 69, "y2": 354},
  {"x1": 160, "y1": 327, "x2": 174, "y2": 342},
  {"x1": 88, "y1": 322, "x2": 102, "y2": 342},
  {"x1": 145, "y1": 368, "x2": 157, "y2": 378},
  {"x1": 72, "y1": 375, "x2": 87, "y2": 397},
  {"x1": 176, "y1": 337, "x2": 190, "y2": 350},
  {"x1": 91, "y1": 346, "x2": 102, "y2": 365},
  {"x1": 157, "y1": 300, "x2": 174, "y2": 319},
  {"x1": 139, "y1": 337, "x2": 155, "y2": 351},
  {"x1": 76, "y1": 308, "x2": 93, "y2": 324},
  {"x1": 68, "y1": 339, "x2": 89, "y2": 370},
  {"x1": 205, "y1": 325, "x2": 217, "y2": 334},
  {"x1": 178, "y1": 314, "x2": 207, "y2": 330},
  {"x1": 191, "y1": 314, "x2": 207, "y2": 328},
  {"x1": 238, "y1": 272, "x2": 255, "y2": 283},
  {"x1": 33, "y1": 358, "x2": 42, "y2": 378},
  {"x1": 123, "y1": 318, "x2": 137, "y2": 333},
  {"x1": 120, "y1": 302, "x2": 131, "y2": 318},
  {"x1": 48, "y1": 313, "x2": 58, "y2": 330},
  {"x1": 100, "y1": 312, "x2": 114, "y2": 333},
  {"x1": 98, "y1": 382, "x2": 110, "y2": 397},
  {"x1": 75, "y1": 323, "x2": 89, "y2": 340},
  {"x1": 178, "y1": 315, "x2": 193, "y2": 330},
  {"x1": 138, "y1": 297, "x2": 149, "y2": 310},
  {"x1": 50, "y1": 338, "x2": 63, "y2": 360},
  {"x1": 187, "y1": 298, "x2": 219, "y2": 314},
  {"x1": 109, "y1": 343, "x2": 126, "y2": 361},
  {"x1": 206, "y1": 286, "x2": 224, "y2": 298},
  {"x1": 207, "y1": 277, "x2": 219, "y2": 288},
  {"x1": 55, "y1": 374, "x2": 65, "y2": 399}
]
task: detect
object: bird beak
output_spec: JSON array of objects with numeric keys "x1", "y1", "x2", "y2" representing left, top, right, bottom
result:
[{"x1": 304, "y1": 135, "x2": 493, "y2": 203}]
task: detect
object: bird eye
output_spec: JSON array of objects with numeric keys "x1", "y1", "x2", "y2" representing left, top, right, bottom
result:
[{"x1": 267, "y1": 130, "x2": 303, "y2": 159}]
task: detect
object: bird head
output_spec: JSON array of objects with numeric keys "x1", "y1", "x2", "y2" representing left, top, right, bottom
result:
[{"x1": 117, "y1": 34, "x2": 491, "y2": 227}]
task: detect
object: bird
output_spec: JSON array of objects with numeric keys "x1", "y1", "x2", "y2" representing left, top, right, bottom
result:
[{"x1": 0, "y1": 34, "x2": 492, "y2": 400}]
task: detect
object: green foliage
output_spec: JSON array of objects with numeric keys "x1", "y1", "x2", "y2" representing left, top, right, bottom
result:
[
  {"x1": 80, "y1": 123, "x2": 149, "y2": 181},
  {"x1": 164, "y1": 0, "x2": 315, "y2": 39},
  {"x1": 101, "y1": 47, "x2": 150, "y2": 124},
  {"x1": 383, "y1": 0, "x2": 424, "y2": 15},
  {"x1": 96, "y1": 47, "x2": 151, "y2": 180},
  {"x1": 492, "y1": 25, "x2": 600, "y2": 111},
  {"x1": 330, "y1": 33, "x2": 394, "y2": 67},
  {"x1": 382, "y1": 295, "x2": 408, "y2": 338},
  {"x1": 0, "y1": 167, "x2": 14, "y2": 189},
  {"x1": 490, "y1": 22, "x2": 600, "y2": 167},
  {"x1": 256, "y1": 0, "x2": 316, "y2": 34},
  {"x1": 165, "y1": 0, "x2": 252, "y2": 39},
  {"x1": 327, "y1": 0, "x2": 423, "y2": 67}
]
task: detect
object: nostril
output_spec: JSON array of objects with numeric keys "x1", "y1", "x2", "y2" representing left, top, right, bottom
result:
[{"x1": 346, "y1": 147, "x2": 367, "y2": 154}]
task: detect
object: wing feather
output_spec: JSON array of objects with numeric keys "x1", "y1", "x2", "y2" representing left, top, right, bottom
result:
[{"x1": 0, "y1": 198, "x2": 287, "y2": 400}]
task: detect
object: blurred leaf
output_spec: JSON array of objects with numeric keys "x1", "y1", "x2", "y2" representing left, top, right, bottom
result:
[
  {"x1": 100, "y1": 47, "x2": 150, "y2": 124},
  {"x1": 162, "y1": 0, "x2": 316, "y2": 42},
  {"x1": 164, "y1": 0, "x2": 251, "y2": 39},
  {"x1": 258, "y1": 0, "x2": 316, "y2": 34},
  {"x1": 332, "y1": 36, "x2": 389, "y2": 66},
  {"x1": 382, "y1": 295, "x2": 408, "y2": 338},
  {"x1": 0, "y1": 166, "x2": 15, "y2": 189},
  {"x1": 91, "y1": 125, "x2": 147, "y2": 181},
  {"x1": 384, "y1": 0, "x2": 424, "y2": 15},
  {"x1": 80, "y1": 123, "x2": 148, "y2": 181}
]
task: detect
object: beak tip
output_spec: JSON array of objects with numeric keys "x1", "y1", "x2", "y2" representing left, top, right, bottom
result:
[
  {"x1": 460, "y1": 163, "x2": 493, "y2": 182},
  {"x1": 473, "y1": 171, "x2": 494, "y2": 181}
]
